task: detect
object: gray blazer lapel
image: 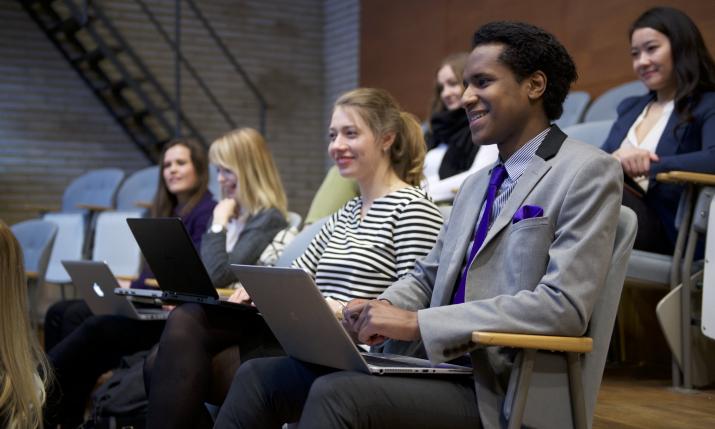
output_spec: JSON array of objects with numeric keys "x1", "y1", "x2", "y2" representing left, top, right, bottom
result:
[
  {"x1": 475, "y1": 125, "x2": 566, "y2": 257},
  {"x1": 476, "y1": 160, "x2": 551, "y2": 256}
]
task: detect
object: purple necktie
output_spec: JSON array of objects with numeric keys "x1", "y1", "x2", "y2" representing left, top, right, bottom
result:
[{"x1": 452, "y1": 165, "x2": 508, "y2": 304}]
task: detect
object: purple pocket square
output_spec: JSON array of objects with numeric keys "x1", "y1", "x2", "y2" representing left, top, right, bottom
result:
[{"x1": 512, "y1": 205, "x2": 544, "y2": 224}]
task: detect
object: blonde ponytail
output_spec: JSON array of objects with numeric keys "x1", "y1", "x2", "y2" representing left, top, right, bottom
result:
[{"x1": 335, "y1": 88, "x2": 426, "y2": 186}]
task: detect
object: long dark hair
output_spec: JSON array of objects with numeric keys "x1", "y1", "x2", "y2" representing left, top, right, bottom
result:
[
  {"x1": 152, "y1": 137, "x2": 210, "y2": 217},
  {"x1": 630, "y1": 7, "x2": 715, "y2": 127}
]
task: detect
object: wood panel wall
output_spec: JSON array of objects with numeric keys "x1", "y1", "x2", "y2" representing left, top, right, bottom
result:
[{"x1": 360, "y1": 0, "x2": 715, "y2": 121}]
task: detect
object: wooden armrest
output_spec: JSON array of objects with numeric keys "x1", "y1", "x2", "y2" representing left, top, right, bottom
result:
[
  {"x1": 26, "y1": 271, "x2": 39, "y2": 280},
  {"x1": 656, "y1": 171, "x2": 715, "y2": 186},
  {"x1": 76, "y1": 203, "x2": 113, "y2": 211},
  {"x1": 134, "y1": 200, "x2": 153, "y2": 209},
  {"x1": 471, "y1": 331, "x2": 593, "y2": 353},
  {"x1": 115, "y1": 274, "x2": 137, "y2": 282},
  {"x1": 216, "y1": 288, "x2": 234, "y2": 298},
  {"x1": 143, "y1": 278, "x2": 159, "y2": 288}
]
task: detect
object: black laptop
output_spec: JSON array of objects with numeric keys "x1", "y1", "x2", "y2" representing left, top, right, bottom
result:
[{"x1": 117, "y1": 217, "x2": 255, "y2": 312}]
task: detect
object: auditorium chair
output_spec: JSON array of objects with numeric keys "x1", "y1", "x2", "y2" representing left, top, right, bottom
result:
[
  {"x1": 563, "y1": 120, "x2": 615, "y2": 149},
  {"x1": 632, "y1": 171, "x2": 715, "y2": 389},
  {"x1": 115, "y1": 166, "x2": 159, "y2": 214},
  {"x1": 91, "y1": 211, "x2": 144, "y2": 281},
  {"x1": 11, "y1": 219, "x2": 58, "y2": 326},
  {"x1": 43, "y1": 212, "x2": 86, "y2": 299},
  {"x1": 471, "y1": 206, "x2": 636, "y2": 429},
  {"x1": 555, "y1": 91, "x2": 591, "y2": 129},
  {"x1": 584, "y1": 80, "x2": 648, "y2": 122}
]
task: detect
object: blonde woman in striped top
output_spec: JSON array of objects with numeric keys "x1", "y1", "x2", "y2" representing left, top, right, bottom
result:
[{"x1": 294, "y1": 88, "x2": 444, "y2": 312}]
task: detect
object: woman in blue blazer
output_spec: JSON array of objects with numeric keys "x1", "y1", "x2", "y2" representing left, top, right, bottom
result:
[{"x1": 602, "y1": 7, "x2": 715, "y2": 254}]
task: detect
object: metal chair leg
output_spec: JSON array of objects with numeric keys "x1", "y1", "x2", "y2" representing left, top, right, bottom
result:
[
  {"x1": 508, "y1": 349, "x2": 535, "y2": 429},
  {"x1": 567, "y1": 352, "x2": 587, "y2": 429}
]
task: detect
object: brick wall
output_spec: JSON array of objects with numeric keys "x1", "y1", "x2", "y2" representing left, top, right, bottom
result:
[
  {"x1": 0, "y1": 1, "x2": 149, "y2": 226},
  {"x1": 99, "y1": 0, "x2": 327, "y2": 216},
  {"x1": 323, "y1": 0, "x2": 359, "y2": 154},
  {"x1": 1, "y1": 0, "x2": 346, "y2": 225}
]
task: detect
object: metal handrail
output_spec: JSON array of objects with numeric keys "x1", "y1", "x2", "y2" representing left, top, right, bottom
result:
[
  {"x1": 68, "y1": 0, "x2": 208, "y2": 145},
  {"x1": 134, "y1": 0, "x2": 267, "y2": 134},
  {"x1": 133, "y1": 0, "x2": 237, "y2": 131},
  {"x1": 184, "y1": 0, "x2": 268, "y2": 133}
]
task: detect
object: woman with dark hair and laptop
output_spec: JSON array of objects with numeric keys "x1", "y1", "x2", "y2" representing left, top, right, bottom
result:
[
  {"x1": 44, "y1": 137, "x2": 217, "y2": 428},
  {"x1": 143, "y1": 88, "x2": 444, "y2": 429},
  {"x1": 43, "y1": 137, "x2": 215, "y2": 352}
]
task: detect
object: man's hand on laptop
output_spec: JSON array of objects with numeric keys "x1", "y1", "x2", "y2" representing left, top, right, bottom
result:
[
  {"x1": 228, "y1": 286, "x2": 254, "y2": 306},
  {"x1": 343, "y1": 299, "x2": 420, "y2": 346}
]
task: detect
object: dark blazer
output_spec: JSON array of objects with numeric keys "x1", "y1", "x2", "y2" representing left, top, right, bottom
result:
[
  {"x1": 201, "y1": 208, "x2": 288, "y2": 288},
  {"x1": 602, "y1": 91, "x2": 715, "y2": 242}
]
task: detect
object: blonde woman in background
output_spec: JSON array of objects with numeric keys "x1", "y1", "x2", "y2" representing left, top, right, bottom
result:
[
  {"x1": 144, "y1": 127, "x2": 290, "y2": 429},
  {"x1": 0, "y1": 220, "x2": 51, "y2": 429}
]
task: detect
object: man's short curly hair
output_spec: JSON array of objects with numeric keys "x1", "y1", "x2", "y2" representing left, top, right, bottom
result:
[{"x1": 473, "y1": 22, "x2": 577, "y2": 121}]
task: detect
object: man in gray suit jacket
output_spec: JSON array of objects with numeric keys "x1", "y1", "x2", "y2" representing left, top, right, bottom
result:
[{"x1": 215, "y1": 22, "x2": 624, "y2": 429}]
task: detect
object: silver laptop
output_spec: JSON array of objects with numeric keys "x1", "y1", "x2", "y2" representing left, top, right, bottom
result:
[
  {"x1": 229, "y1": 264, "x2": 472, "y2": 376},
  {"x1": 62, "y1": 260, "x2": 169, "y2": 321}
]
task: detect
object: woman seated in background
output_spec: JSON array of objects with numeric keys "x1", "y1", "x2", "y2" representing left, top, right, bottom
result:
[
  {"x1": 199, "y1": 128, "x2": 289, "y2": 288},
  {"x1": 423, "y1": 53, "x2": 498, "y2": 202},
  {"x1": 143, "y1": 88, "x2": 444, "y2": 429},
  {"x1": 0, "y1": 221, "x2": 51, "y2": 429},
  {"x1": 43, "y1": 137, "x2": 215, "y2": 352},
  {"x1": 602, "y1": 6, "x2": 715, "y2": 254}
]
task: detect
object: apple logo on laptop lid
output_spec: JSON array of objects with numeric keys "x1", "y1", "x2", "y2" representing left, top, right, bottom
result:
[{"x1": 92, "y1": 283, "x2": 105, "y2": 297}]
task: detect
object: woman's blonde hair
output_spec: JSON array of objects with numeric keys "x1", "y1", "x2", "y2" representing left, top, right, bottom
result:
[
  {"x1": 335, "y1": 88, "x2": 425, "y2": 186},
  {"x1": 209, "y1": 128, "x2": 288, "y2": 217},
  {"x1": 0, "y1": 220, "x2": 51, "y2": 429}
]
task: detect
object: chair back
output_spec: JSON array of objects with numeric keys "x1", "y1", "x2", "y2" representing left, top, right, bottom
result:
[
  {"x1": 116, "y1": 166, "x2": 159, "y2": 212},
  {"x1": 584, "y1": 80, "x2": 648, "y2": 122},
  {"x1": 275, "y1": 216, "x2": 328, "y2": 268},
  {"x1": 438, "y1": 205, "x2": 452, "y2": 222},
  {"x1": 555, "y1": 91, "x2": 591, "y2": 129},
  {"x1": 701, "y1": 192, "x2": 715, "y2": 340},
  {"x1": 43, "y1": 213, "x2": 86, "y2": 284},
  {"x1": 287, "y1": 211, "x2": 303, "y2": 229},
  {"x1": 11, "y1": 220, "x2": 58, "y2": 323},
  {"x1": 564, "y1": 120, "x2": 615, "y2": 149},
  {"x1": 92, "y1": 211, "x2": 144, "y2": 278},
  {"x1": 582, "y1": 206, "x2": 637, "y2": 423},
  {"x1": 61, "y1": 168, "x2": 125, "y2": 213},
  {"x1": 519, "y1": 206, "x2": 637, "y2": 429},
  {"x1": 11, "y1": 220, "x2": 58, "y2": 279}
]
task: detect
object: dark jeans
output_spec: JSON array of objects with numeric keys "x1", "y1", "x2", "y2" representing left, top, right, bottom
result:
[
  {"x1": 45, "y1": 315, "x2": 165, "y2": 428},
  {"x1": 215, "y1": 356, "x2": 480, "y2": 429},
  {"x1": 144, "y1": 303, "x2": 283, "y2": 429}
]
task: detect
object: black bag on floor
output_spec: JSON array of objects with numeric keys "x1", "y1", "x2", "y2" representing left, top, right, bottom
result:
[{"x1": 81, "y1": 350, "x2": 149, "y2": 429}]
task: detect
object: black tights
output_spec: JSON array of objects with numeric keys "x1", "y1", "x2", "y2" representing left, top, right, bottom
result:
[{"x1": 143, "y1": 303, "x2": 283, "y2": 429}]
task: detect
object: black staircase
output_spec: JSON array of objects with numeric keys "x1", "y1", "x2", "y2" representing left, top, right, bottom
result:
[{"x1": 19, "y1": 0, "x2": 265, "y2": 162}]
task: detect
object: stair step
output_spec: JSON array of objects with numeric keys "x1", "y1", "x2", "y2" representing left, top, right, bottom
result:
[
  {"x1": 93, "y1": 78, "x2": 145, "y2": 93},
  {"x1": 70, "y1": 46, "x2": 123, "y2": 65}
]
